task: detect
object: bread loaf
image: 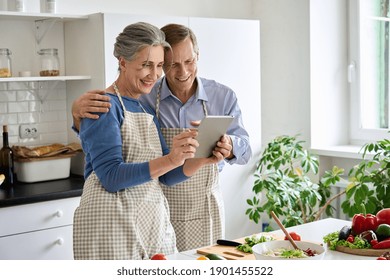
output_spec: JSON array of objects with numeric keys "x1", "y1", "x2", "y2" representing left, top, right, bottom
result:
[
  {"x1": 12, "y1": 143, "x2": 82, "y2": 159},
  {"x1": 30, "y1": 143, "x2": 65, "y2": 156}
]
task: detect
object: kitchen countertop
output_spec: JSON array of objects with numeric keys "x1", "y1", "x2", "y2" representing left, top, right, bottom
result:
[
  {"x1": 0, "y1": 174, "x2": 84, "y2": 208},
  {"x1": 169, "y1": 218, "x2": 379, "y2": 260}
]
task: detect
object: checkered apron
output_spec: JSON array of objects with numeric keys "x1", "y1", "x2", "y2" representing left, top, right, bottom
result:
[
  {"x1": 73, "y1": 91, "x2": 176, "y2": 260},
  {"x1": 156, "y1": 84, "x2": 225, "y2": 251},
  {"x1": 160, "y1": 128, "x2": 224, "y2": 251}
]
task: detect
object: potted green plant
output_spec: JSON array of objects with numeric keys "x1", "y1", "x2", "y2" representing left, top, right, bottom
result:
[
  {"x1": 246, "y1": 135, "x2": 390, "y2": 228},
  {"x1": 342, "y1": 138, "x2": 390, "y2": 215}
]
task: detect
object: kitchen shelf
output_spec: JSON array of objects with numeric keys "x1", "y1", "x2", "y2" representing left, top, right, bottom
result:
[
  {"x1": 0, "y1": 11, "x2": 88, "y2": 21},
  {"x1": 0, "y1": 75, "x2": 91, "y2": 82}
]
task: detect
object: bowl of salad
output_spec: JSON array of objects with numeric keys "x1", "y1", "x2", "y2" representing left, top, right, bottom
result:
[{"x1": 252, "y1": 240, "x2": 326, "y2": 260}]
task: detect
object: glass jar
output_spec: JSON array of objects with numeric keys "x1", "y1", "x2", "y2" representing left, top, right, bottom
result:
[
  {"x1": 45, "y1": 0, "x2": 56, "y2": 13},
  {"x1": 38, "y1": 48, "x2": 60, "y2": 76},
  {"x1": 0, "y1": 48, "x2": 12, "y2": 78}
]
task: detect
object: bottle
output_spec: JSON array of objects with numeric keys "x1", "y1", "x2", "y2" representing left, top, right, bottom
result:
[
  {"x1": 0, "y1": 48, "x2": 12, "y2": 78},
  {"x1": 38, "y1": 48, "x2": 60, "y2": 76},
  {"x1": 0, "y1": 125, "x2": 15, "y2": 188}
]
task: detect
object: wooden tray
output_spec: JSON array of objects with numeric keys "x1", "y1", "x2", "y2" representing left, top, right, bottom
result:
[{"x1": 335, "y1": 245, "x2": 389, "y2": 257}]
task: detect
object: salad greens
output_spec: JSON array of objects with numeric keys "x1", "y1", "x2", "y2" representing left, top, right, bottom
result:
[
  {"x1": 236, "y1": 234, "x2": 275, "y2": 253},
  {"x1": 265, "y1": 248, "x2": 309, "y2": 258},
  {"x1": 323, "y1": 231, "x2": 370, "y2": 250}
]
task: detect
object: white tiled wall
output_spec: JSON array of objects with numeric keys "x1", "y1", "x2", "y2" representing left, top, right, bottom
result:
[{"x1": 0, "y1": 81, "x2": 68, "y2": 147}]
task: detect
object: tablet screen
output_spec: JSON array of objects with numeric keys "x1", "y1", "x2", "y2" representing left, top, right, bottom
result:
[{"x1": 194, "y1": 116, "x2": 234, "y2": 158}]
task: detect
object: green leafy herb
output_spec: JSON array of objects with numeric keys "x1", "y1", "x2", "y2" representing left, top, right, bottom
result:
[
  {"x1": 323, "y1": 231, "x2": 370, "y2": 250},
  {"x1": 236, "y1": 234, "x2": 275, "y2": 253},
  {"x1": 236, "y1": 244, "x2": 253, "y2": 253}
]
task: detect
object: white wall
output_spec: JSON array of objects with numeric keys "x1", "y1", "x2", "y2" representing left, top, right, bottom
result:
[{"x1": 254, "y1": 0, "x2": 311, "y2": 146}]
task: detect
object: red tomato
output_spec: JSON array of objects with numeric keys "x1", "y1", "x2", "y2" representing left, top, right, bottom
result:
[
  {"x1": 370, "y1": 239, "x2": 379, "y2": 247},
  {"x1": 150, "y1": 253, "x2": 167, "y2": 260},
  {"x1": 346, "y1": 234, "x2": 354, "y2": 243},
  {"x1": 376, "y1": 208, "x2": 390, "y2": 226},
  {"x1": 377, "y1": 257, "x2": 387, "y2": 260},
  {"x1": 284, "y1": 232, "x2": 301, "y2": 241}
]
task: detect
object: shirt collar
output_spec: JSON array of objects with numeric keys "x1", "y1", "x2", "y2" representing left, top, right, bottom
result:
[{"x1": 160, "y1": 77, "x2": 209, "y2": 102}]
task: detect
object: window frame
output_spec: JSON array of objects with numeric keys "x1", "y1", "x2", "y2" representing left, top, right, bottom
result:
[{"x1": 349, "y1": 0, "x2": 390, "y2": 144}]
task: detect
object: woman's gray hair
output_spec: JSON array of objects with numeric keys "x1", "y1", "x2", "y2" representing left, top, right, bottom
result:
[{"x1": 113, "y1": 22, "x2": 171, "y2": 62}]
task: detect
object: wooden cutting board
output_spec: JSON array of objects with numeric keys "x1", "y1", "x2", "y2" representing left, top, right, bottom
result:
[
  {"x1": 196, "y1": 234, "x2": 283, "y2": 260},
  {"x1": 196, "y1": 237, "x2": 255, "y2": 260}
]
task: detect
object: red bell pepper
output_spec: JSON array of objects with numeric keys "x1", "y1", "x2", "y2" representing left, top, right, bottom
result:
[
  {"x1": 365, "y1": 214, "x2": 379, "y2": 231},
  {"x1": 352, "y1": 205, "x2": 379, "y2": 235}
]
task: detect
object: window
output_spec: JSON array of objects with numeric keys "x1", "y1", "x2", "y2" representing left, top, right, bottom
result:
[{"x1": 350, "y1": 0, "x2": 390, "y2": 142}]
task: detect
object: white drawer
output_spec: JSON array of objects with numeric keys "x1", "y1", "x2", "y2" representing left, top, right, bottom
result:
[
  {"x1": 0, "y1": 225, "x2": 74, "y2": 260},
  {"x1": 0, "y1": 197, "x2": 80, "y2": 237}
]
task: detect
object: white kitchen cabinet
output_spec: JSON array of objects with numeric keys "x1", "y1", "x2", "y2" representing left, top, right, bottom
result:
[{"x1": 0, "y1": 197, "x2": 80, "y2": 260}]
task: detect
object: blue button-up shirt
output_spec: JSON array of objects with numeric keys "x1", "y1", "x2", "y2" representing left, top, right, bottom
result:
[{"x1": 140, "y1": 77, "x2": 252, "y2": 170}]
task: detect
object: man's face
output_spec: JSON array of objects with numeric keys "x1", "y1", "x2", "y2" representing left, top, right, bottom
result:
[{"x1": 164, "y1": 37, "x2": 198, "y2": 95}]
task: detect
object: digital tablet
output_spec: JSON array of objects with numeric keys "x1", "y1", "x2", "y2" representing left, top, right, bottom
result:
[{"x1": 194, "y1": 116, "x2": 234, "y2": 158}]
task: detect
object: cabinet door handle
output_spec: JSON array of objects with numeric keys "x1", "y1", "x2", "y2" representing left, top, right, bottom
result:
[
  {"x1": 54, "y1": 210, "x2": 63, "y2": 217},
  {"x1": 56, "y1": 238, "x2": 64, "y2": 245}
]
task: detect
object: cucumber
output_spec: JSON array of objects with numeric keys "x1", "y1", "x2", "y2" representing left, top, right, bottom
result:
[
  {"x1": 338, "y1": 225, "x2": 351, "y2": 240},
  {"x1": 205, "y1": 253, "x2": 226, "y2": 260}
]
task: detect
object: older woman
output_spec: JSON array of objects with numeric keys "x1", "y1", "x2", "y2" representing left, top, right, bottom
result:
[{"x1": 73, "y1": 22, "x2": 222, "y2": 260}]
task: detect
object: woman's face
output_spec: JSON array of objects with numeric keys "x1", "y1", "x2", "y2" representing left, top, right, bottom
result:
[
  {"x1": 163, "y1": 37, "x2": 198, "y2": 95},
  {"x1": 120, "y1": 45, "x2": 165, "y2": 98}
]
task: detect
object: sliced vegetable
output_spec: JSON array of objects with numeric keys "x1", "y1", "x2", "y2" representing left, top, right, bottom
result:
[
  {"x1": 377, "y1": 252, "x2": 390, "y2": 260},
  {"x1": 206, "y1": 253, "x2": 226, "y2": 260},
  {"x1": 236, "y1": 234, "x2": 274, "y2": 253},
  {"x1": 359, "y1": 230, "x2": 377, "y2": 242}
]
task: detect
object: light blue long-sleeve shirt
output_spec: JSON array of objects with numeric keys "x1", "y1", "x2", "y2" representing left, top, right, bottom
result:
[
  {"x1": 141, "y1": 77, "x2": 252, "y2": 171},
  {"x1": 80, "y1": 93, "x2": 187, "y2": 193}
]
